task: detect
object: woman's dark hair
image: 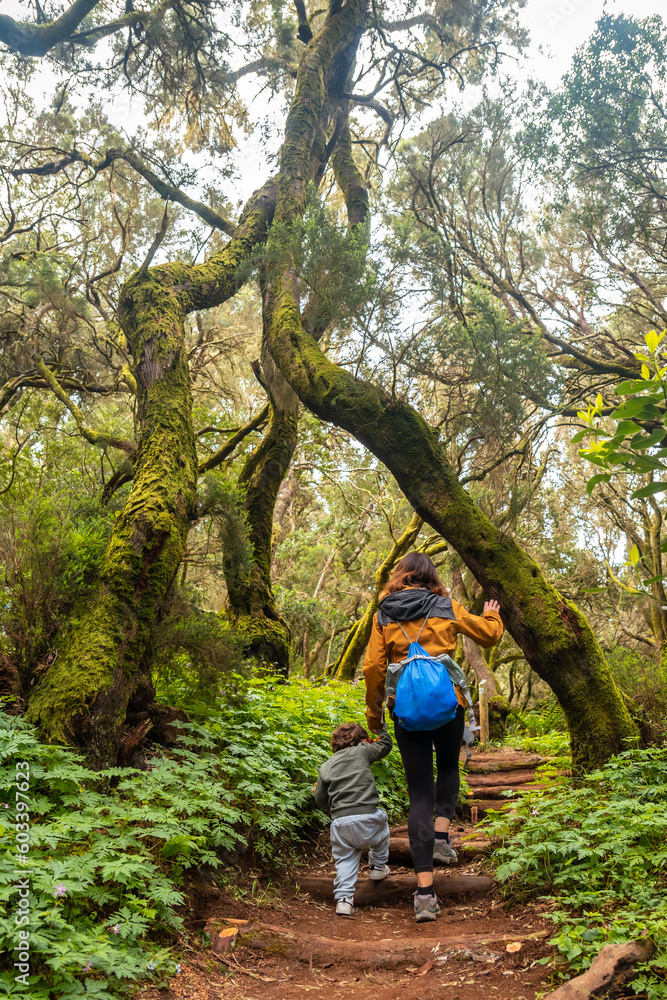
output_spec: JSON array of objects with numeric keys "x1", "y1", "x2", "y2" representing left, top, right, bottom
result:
[
  {"x1": 380, "y1": 551, "x2": 447, "y2": 599},
  {"x1": 331, "y1": 722, "x2": 369, "y2": 752}
]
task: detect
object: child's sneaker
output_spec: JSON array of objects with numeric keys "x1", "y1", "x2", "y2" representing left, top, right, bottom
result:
[
  {"x1": 433, "y1": 836, "x2": 458, "y2": 865},
  {"x1": 413, "y1": 889, "x2": 441, "y2": 923},
  {"x1": 368, "y1": 863, "x2": 391, "y2": 881},
  {"x1": 335, "y1": 898, "x2": 354, "y2": 916}
]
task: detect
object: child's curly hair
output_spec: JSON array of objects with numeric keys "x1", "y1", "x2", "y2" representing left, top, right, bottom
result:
[{"x1": 331, "y1": 722, "x2": 369, "y2": 752}]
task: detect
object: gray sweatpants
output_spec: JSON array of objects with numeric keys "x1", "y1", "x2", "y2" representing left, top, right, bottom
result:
[{"x1": 329, "y1": 808, "x2": 390, "y2": 901}]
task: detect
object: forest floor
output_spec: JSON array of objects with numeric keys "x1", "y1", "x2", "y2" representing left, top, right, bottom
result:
[{"x1": 137, "y1": 748, "x2": 558, "y2": 1000}]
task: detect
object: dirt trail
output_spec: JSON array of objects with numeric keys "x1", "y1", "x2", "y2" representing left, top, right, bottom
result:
[{"x1": 137, "y1": 748, "x2": 557, "y2": 1000}]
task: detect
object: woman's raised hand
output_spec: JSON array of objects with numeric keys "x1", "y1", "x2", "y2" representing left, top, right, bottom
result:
[{"x1": 483, "y1": 599, "x2": 500, "y2": 614}]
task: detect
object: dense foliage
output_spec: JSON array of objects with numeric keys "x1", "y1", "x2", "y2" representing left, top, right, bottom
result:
[
  {"x1": 485, "y1": 749, "x2": 667, "y2": 997},
  {"x1": 0, "y1": 677, "x2": 408, "y2": 998}
]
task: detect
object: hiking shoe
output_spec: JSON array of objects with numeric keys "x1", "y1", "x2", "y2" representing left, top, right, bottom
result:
[
  {"x1": 335, "y1": 898, "x2": 354, "y2": 916},
  {"x1": 368, "y1": 863, "x2": 391, "y2": 881},
  {"x1": 413, "y1": 890, "x2": 441, "y2": 923},
  {"x1": 433, "y1": 838, "x2": 458, "y2": 865}
]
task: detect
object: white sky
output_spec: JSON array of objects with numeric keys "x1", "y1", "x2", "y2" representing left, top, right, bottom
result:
[{"x1": 520, "y1": 0, "x2": 665, "y2": 86}]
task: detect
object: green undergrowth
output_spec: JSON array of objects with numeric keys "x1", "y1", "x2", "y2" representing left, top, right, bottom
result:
[
  {"x1": 484, "y1": 748, "x2": 667, "y2": 998},
  {"x1": 0, "y1": 676, "x2": 410, "y2": 998}
]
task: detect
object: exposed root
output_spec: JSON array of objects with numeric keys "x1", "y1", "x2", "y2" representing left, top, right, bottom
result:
[{"x1": 546, "y1": 938, "x2": 655, "y2": 998}]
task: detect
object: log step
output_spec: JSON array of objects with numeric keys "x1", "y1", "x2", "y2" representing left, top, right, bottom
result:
[
  {"x1": 465, "y1": 786, "x2": 519, "y2": 800},
  {"x1": 294, "y1": 873, "x2": 495, "y2": 905},
  {"x1": 387, "y1": 836, "x2": 495, "y2": 866},
  {"x1": 206, "y1": 917, "x2": 548, "y2": 969},
  {"x1": 466, "y1": 769, "x2": 540, "y2": 787},
  {"x1": 465, "y1": 755, "x2": 550, "y2": 774}
]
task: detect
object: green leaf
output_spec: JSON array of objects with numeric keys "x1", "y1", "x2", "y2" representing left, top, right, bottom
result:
[
  {"x1": 629, "y1": 429, "x2": 665, "y2": 450},
  {"x1": 631, "y1": 482, "x2": 667, "y2": 499},
  {"x1": 586, "y1": 473, "x2": 611, "y2": 494},
  {"x1": 611, "y1": 419, "x2": 642, "y2": 438},
  {"x1": 629, "y1": 544, "x2": 640, "y2": 565}
]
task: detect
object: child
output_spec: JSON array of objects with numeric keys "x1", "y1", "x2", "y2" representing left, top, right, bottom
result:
[{"x1": 313, "y1": 721, "x2": 392, "y2": 916}]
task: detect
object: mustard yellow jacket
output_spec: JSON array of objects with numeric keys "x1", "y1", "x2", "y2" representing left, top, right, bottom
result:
[{"x1": 362, "y1": 588, "x2": 503, "y2": 731}]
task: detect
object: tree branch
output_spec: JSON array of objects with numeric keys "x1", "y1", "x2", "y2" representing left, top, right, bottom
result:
[
  {"x1": 10, "y1": 146, "x2": 237, "y2": 235},
  {"x1": 197, "y1": 403, "x2": 270, "y2": 473},
  {"x1": 34, "y1": 358, "x2": 137, "y2": 455},
  {"x1": 0, "y1": 0, "x2": 101, "y2": 56}
]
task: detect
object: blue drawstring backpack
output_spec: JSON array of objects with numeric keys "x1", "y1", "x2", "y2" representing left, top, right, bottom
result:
[
  {"x1": 393, "y1": 640, "x2": 459, "y2": 731},
  {"x1": 385, "y1": 600, "x2": 472, "y2": 733}
]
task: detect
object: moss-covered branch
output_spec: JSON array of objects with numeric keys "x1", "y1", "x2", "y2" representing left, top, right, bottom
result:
[
  {"x1": 267, "y1": 288, "x2": 638, "y2": 769},
  {"x1": 198, "y1": 404, "x2": 270, "y2": 474},
  {"x1": 0, "y1": 0, "x2": 101, "y2": 56},
  {"x1": 34, "y1": 358, "x2": 137, "y2": 455},
  {"x1": 13, "y1": 147, "x2": 236, "y2": 235},
  {"x1": 223, "y1": 348, "x2": 299, "y2": 676}
]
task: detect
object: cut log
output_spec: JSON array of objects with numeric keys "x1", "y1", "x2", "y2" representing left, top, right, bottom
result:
[
  {"x1": 466, "y1": 769, "x2": 540, "y2": 787},
  {"x1": 294, "y1": 873, "x2": 495, "y2": 904},
  {"x1": 466, "y1": 756, "x2": 550, "y2": 774},
  {"x1": 206, "y1": 917, "x2": 547, "y2": 969},
  {"x1": 545, "y1": 938, "x2": 654, "y2": 998},
  {"x1": 465, "y1": 786, "x2": 519, "y2": 800},
  {"x1": 387, "y1": 836, "x2": 495, "y2": 865}
]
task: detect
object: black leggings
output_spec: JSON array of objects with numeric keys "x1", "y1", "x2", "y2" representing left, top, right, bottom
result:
[{"x1": 394, "y1": 705, "x2": 465, "y2": 874}]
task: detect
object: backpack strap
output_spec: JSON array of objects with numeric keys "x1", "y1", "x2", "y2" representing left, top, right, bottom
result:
[
  {"x1": 414, "y1": 593, "x2": 440, "y2": 643},
  {"x1": 396, "y1": 621, "x2": 411, "y2": 641}
]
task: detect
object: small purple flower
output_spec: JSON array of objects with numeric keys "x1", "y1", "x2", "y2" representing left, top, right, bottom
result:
[
  {"x1": 54, "y1": 884, "x2": 66, "y2": 898},
  {"x1": 3, "y1": 803, "x2": 8, "y2": 809},
  {"x1": 175, "y1": 963, "x2": 182, "y2": 974},
  {"x1": 112, "y1": 923, "x2": 120, "y2": 934},
  {"x1": 148, "y1": 961, "x2": 156, "y2": 970},
  {"x1": 83, "y1": 962, "x2": 93, "y2": 972}
]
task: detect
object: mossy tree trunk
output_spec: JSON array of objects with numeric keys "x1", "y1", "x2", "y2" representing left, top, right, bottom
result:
[
  {"x1": 27, "y1": 184, "x2": 277, "y2": 766},
  {"x1": 223, "y1": 347, "x2": 299, "y2": 676},
  {"x1": 259, "y1": 7, "x2": 638, "y2": 771}
]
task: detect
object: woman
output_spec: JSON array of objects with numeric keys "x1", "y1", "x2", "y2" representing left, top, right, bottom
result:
[{"x1": 362, "y1": 551, "x2": 503, "y2": 923}]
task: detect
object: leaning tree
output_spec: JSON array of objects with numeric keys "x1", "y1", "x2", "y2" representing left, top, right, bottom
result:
[{"x1": 0, "y1": 0, "x2": 639, "y2": 770}]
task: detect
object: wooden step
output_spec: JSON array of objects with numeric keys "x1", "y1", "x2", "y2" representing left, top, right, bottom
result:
[
  {"x1": 466, "y1": 769, "x2": 540, "y2": 787},
  {"x1": 466, "y1": 786, "x2": 519, "y2": 800},
  {"x1": 294, "y1": 873, "x2": 495, "y2": 905},
  {"x1": 207, "y1": 917, "x2": 548, "y2": 969},
  {"x1": 465, "y1": 755, "x2": 550, "y2": 774},
  {"x1": 387, "y1": 836, "x2": 495, "y2": 866}
]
